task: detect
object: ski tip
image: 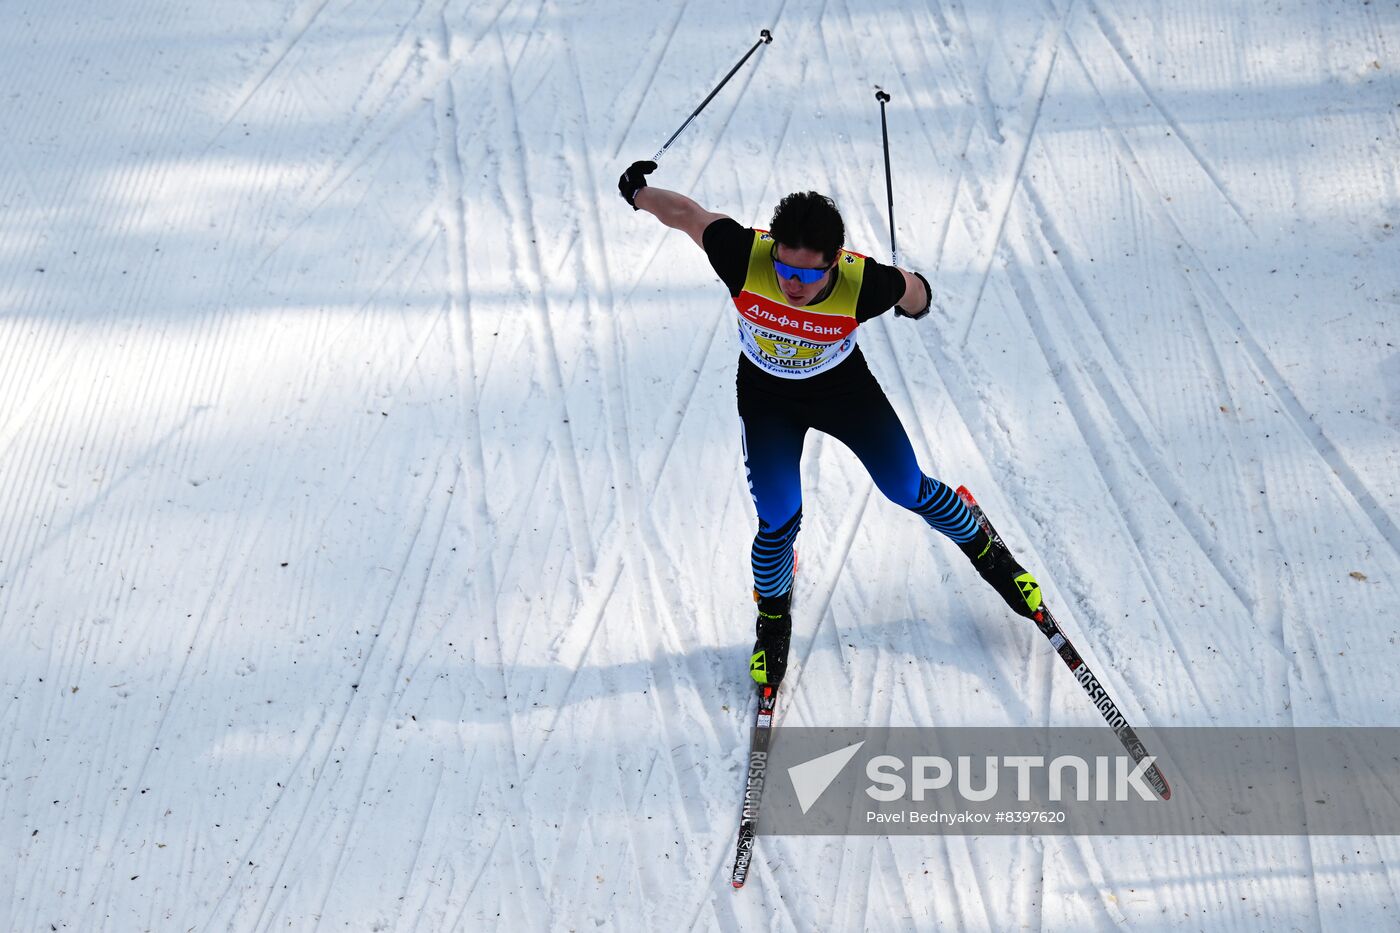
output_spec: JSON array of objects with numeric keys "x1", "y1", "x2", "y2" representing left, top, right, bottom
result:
[
  {"x1": 732, "y1": 880, "x2": 745, "y2": 890},
  {"x1": 954, "y1": 485, "x2": 975, "y2": 504}
]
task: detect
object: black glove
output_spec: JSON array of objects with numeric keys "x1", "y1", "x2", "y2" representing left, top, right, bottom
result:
[
  {"x1": 618, "y1": 160, "x2": 656, "y2": 209},
  {"x1": 895, "y1": 270, "x2": 933, "y2": 320}
]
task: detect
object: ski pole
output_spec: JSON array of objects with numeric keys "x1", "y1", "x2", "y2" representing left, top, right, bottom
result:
[
  {"x1": 875, "y1": 88, "x2": 897, "y2": 267},
  {"x1": 653, "y1": 29, "x2": 773, "y2": 162}
]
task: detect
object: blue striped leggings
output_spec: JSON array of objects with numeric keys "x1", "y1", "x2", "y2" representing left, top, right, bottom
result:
[{"x1": 739, "y1": 367, "x2": 978, "y2": 598}]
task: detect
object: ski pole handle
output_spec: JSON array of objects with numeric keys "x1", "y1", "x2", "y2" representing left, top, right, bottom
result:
[{"x1": 654, "y1": 29, "x2": 773, "y2": 162}]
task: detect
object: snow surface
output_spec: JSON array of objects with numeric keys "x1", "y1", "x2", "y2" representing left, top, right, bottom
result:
[{"x1": 2, "y1": 0, "x2": 1398, "y2": 929}]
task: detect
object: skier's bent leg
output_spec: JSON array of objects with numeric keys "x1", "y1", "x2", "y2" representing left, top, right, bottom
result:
[{"x1": 909, "y1": 474, "x2": 978, "y2": 543}]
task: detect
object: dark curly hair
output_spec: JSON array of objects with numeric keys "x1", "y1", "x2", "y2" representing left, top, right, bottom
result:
[{"x1": 769, "y1": 191, "x2": 845, "y2": 264}]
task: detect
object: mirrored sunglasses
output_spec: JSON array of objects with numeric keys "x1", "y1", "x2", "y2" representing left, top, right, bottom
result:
[{"x1": 772, "y1": 256, "x2": 832, "y2": 285}]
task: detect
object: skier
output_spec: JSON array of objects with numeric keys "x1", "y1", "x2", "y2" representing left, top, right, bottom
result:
[{"x1": 618, "y1": 160, "x2": 1042, "y2": 691}]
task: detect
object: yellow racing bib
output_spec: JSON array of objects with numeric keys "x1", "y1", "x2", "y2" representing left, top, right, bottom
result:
[{"x1": 733, "y1": 230, "x2": 868, "y2": 379}]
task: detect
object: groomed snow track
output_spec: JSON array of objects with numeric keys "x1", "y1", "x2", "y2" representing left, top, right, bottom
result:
[{"x1": 2, "y1": 1, "x2": 1398, "y2": 929}]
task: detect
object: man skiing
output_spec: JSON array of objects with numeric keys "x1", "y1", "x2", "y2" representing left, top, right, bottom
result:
[{"x1": 618, "y1": 160, "x2": 1042, "y2": 691}]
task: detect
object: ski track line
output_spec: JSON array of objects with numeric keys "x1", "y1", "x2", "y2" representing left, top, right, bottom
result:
[
  {"x1": 1018, "y1": 174, "x2": 1259, "y2": 619},
  {"x1": 515, "y1": 536, "x2": 624, "y2": 779},
  {"x1": 959, "y1": 2, "x2": 1069, "y2": 348},
  {"x1": 543, "y1": 35, "x2": 747, "y2": 924},
  {"x1": 639, "y1": 303, "x2": 726, "y2": 498},
  {"x1": 914, "y1": 263, "x2": 1188, "y2": 729},
  {"x1": 786, "y1": 483, "x2": 872, "y2": 724},
  {"x1": 2, "y1": 331, "x2": 105, "y2": 573},
  {"x1": 244, "y1": 19, "x2": 450, "y2": 282},
  {"x1": 0, "y1": 320, "x2": 80, "y2": 473},
  {"x1": 1051, "y1": 837, "x2": 1133, "y2": 930},
  {"x1": 7, "y1": 391, "x2": 206, "y2": 573},
  {"x1": 919, "y1": 0, "x2": 956, "y2": 45},
  {"x1": 433, "y1": 35, "x2": 502, "y2": 598},
  {"x1": 607, "y1": 752, "x2": 664, "y2": 930},
  {"x1": 478, "y1": 442, "x2": 557, "y2": 619},
  {"x1": 958, "y1": 835, "x2": 1004, "y2": 930},
  {"x1": 1254, "y1": 412, "x2": 1343, "y2": 720},
  {"x1": 1204, "y1": 273, "x2": 1400, "y2": 559},
  {"x1": 306, "y1": 456, "x2": 456, "y2": 930},
  {"x1": 551, "y1": 32, "x2": 750, "y2": 913},
  {"x1": 254, "y1": 503, "x2": 443, "y2": 930},
  {"x1": 336, "y1": 504, "x2": 463, "y2": 906},
  {"x1": 301, "y1": 226, "x2": 443, "y2": 388},
  {"x1": 890, "y1": 0, "x2": 981, "y2": 275},
  {"x1": 206, "y1": 315, "x2": 459, "y2": 925},
  {"x1": 941, "y1": 0, "x2": 1007, "y2": 146},
  {"x1": 1063, "y1": 32, "x2": 1400, "y2": 562},
  {"x1": 434, "y1": 59, "x2": 552, "y2": 928},
  {"x1": 227, "y1": 0, "x2": 515, "y2": 307},
  {"x1": 1021, "y1": 836, "x2": 1047, "y2": 931},
  {"x1": 607, "y1": 0, "x2": 694, "y2": 161},
  {"x1": 393, "y1": 754, "x2": 447, "y2": 930},
  {"x1": 490, "y1": 24, "x2": 596, "y2": 582},
  {"x1": 173, "y1": 276, "x2": 464, "y2": 927},
  {"x1": 933, "y1": 110, "x2": 978, "y2": 275},
  {"x1": 75, "y1": 274, "x2": 370, "y2": 920},
  {"x1": 1258, "y1": 467, "x2": 1327, "y2": 933},
  {"x1": 560, "y1": 19, "x2": 736, "y2": 756},
  {"x1": 498, "y1": 0, "x2": 551, "y2": 80},
  {"x1": 876, "y1": 836, "x2": 922, "y2": 930},
  {"x1": 431, "y1": 43, "x2": 641, "y2": 924},
  {"x1": 82, "y1": 480, "x2": 283, "y2": 920},
  {"x1": 197, "y1": 683, "x2": 345, "y2": 929},
  {"x1": 208, "y1": 0, "x2": 332, "y2": 147},
  {"x1": 419, "y1": 719, "x2": 495, "y2": 930},
  {"x1": 832, "y1": 836, "x2": 877, "y2": 932},
  {"x1": 1081, "y1": 0, "x2": 1255, "y2": 233},
  {"x1": 1000, "y1": 240, "x2": 1217, "y2": 714},
  {"x1": 439, "y1": 818, "x2": 507, "y2": 932}
]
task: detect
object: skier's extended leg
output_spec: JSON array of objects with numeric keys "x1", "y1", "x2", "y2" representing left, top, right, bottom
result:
[
  {"x1": 816, "y1": 376, "x2": 1041, "y2": 618},
  {"x1": 738, "y1": 410, "x2": 805, "y2": 686}
]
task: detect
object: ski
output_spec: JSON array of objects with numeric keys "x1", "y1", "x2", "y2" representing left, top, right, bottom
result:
[
  {"x1": 955, "y1": 486, "x2": 1172, "y2": 801},
  {"x1": 730, "y1": 683, "x2": 777, "y2": 888}
]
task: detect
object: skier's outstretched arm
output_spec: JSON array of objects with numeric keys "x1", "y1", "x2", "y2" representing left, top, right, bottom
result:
[{"x1": 618, "y1": 160, "x2": 728, "y2": 249}]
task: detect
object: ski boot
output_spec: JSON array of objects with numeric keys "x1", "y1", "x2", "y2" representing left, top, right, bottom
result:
[
  {"x1": 749, "y1": 590, "x2": 792, "y2": 688},
  {"x1": 959, "y1": 527, "x2": 1042, "y2": 619}
]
